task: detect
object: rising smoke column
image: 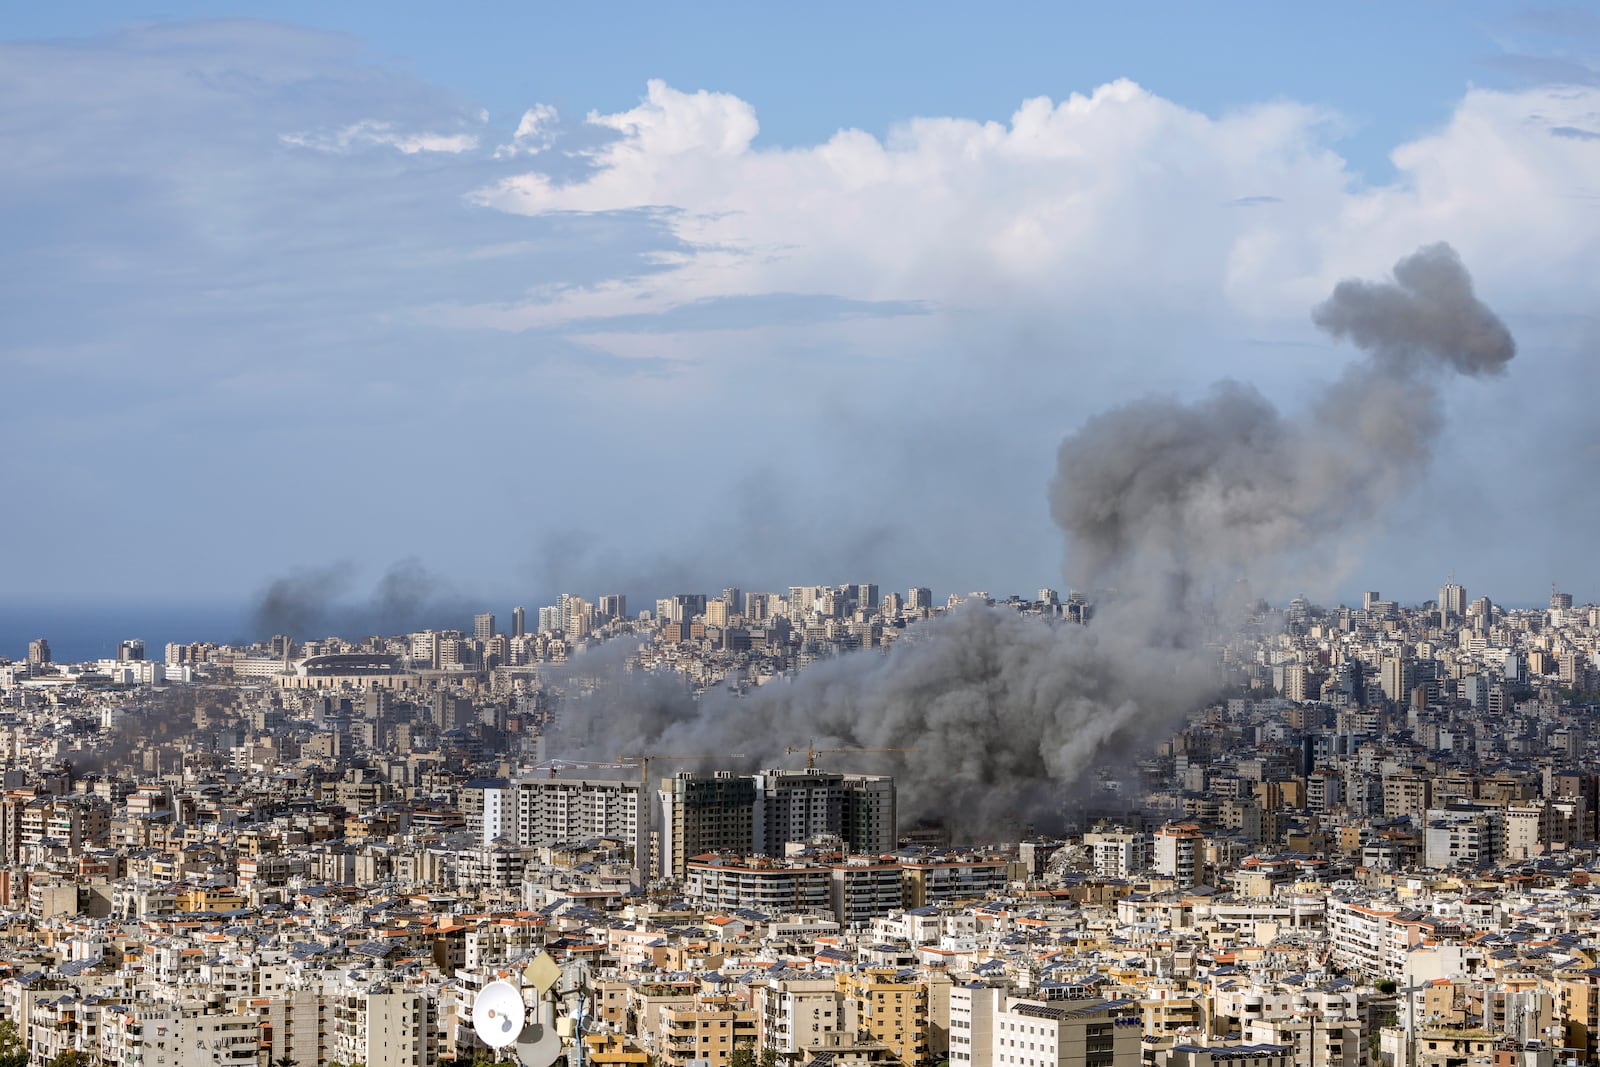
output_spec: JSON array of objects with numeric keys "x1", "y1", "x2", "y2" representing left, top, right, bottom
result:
[
  {"x1": 1050, "y1": 242, "x2": 1514, "y2": 616},
  {"x1": 555, "y1": 242, "x2": 1515, "y2": 835}
]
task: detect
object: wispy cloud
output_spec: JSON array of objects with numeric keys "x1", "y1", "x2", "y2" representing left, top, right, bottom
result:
[
  {"x1": 281, "y1": 119, "x2": 480, "y2": 154},
  {"x1": 494, "y1": 103, "x2": 560, "y2": 158},
  {"x1": 1482, "y1": 52, "x2": 1600, "y2": 86},
  {"x1": 1511, "y1": 6, "x2": 1600, "y2": 40}
]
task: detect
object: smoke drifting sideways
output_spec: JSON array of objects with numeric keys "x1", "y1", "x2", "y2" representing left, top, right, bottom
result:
[
  {"x1": 548, "y1": 605, "x2": 1219, "y2": 835},
  {"x1": 251, "y1": 558, "x2": 475, "y2": 641},
  {"x1": 551, "y1": 242, "x2": 1517, "y2": 838}
]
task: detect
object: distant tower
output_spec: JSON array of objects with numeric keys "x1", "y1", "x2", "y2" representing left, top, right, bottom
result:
[
  {"x1": 564, "y1": 597, "x2": 594, "y2": 638},
  {"x1": 908, "y1": 587, "x2": 933, "y2": 611},
  {"x1": 27, "y1": 638, "x2": 50, "y2": 669},
  {"x1": 1287, "y1": 596, "x2": 1310, "y2": 626},
  {"x1": 1439, "y1": 579, "x2": 1466, "y2": 623},
  {"x1": 744, "y1": 592, "x2": 772, "y2": 622},
  {"x1": 117, "y1": 639, "x2": 145, "y2": 663},
  {"x1": 511, "y1": 606, "x2": 526, "y2": 638},
  {"x1": 1363, "y1": 591, "x2": 1381, "y2": 611},
  {"x1": 473, "y1": 613, "x2": 497, "y2": 643}
]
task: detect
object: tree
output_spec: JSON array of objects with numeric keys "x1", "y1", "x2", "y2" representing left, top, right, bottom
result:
[
  {"x1": 0, "y1": 1019, "x2": 25, "y2": 1067},
  {"x1": 49, "y1": 1051, "x2": 92, "y2": 1067}
]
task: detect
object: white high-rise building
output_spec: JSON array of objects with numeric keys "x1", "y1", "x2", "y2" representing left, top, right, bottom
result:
[
  {"x1": 564, "y1": 596, "x2": 594, "y2": 638},
  {"x1": 1439, "y1": 581, "x2": 1466, "y2": 622},
  {"x1": 516, "y1": 775, "x2": 647, "y2": 869},
  {"x1": 1423, "y1": 804, "x2": 1503, "y2": 869},
  {"x1": 948, "y1": 984, "x2": 1006, "y2": 1067},
  {"x1": 1153, "y1": 823, "x2": 1203, "y2": 887},
  {"x1": 992, "y1": 998, "x2": 1141, "y2": 1067},
  {"x1": 1084, "y1": 829, "x2": 1148, "y2": 878}
]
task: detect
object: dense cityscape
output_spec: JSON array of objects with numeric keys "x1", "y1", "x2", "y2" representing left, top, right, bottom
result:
[
  {"x1": 8, "y1": 8, "x2": 1598, "y2": 1067},
  {"x1": 3, "y1": 579, "x2": 1600, "y2": 1067}
]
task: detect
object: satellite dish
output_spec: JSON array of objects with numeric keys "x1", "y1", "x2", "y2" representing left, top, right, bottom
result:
[
  {"x1": 515, "y1": 994, "x2": 564, "y2": 1067},
  {"x1": 473, "y1": 980, "x2": 526, "y2": 1049}
]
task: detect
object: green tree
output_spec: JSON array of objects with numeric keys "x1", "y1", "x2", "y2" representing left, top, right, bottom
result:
[
  {"x1": 0, "y1": 1019, "x2": 26, "y2": 1067},
  {"x1": 49, "y1": 1051, "x2": 92, "y2": 1067}
]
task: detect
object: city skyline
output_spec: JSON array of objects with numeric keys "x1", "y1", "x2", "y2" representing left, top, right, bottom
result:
[
  {"x1": 5, "y1": 574, "x2": 1598, "y2": 666},
  {"x1": 4, "y1": 7, "x2": 1600, "y2": 609}
]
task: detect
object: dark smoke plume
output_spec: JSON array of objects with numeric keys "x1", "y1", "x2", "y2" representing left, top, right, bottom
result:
[
  {"x1": 549, "y1": 604, "x2": 1216, "y2": 833},
  {"x1": 551, "y1": 243, "x2": 1515, "y2": 836},
  {"x1": 1312, "y1": 242, "x2": 1515, "y2": 378},
  {"x1": 1051, "y1": 241, "x2": 1515, "y2": 610},
  {"x1": 251, "y1": 558, "x2": 473, "y2": 640}
]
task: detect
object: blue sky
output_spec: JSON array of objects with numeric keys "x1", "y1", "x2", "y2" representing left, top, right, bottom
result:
[
  {"x1": 3, "y1": 4, "x2": 1600, "y2": 637},
  {"x1": 5, "y1": 4, "x2": 1571, "y2": 175}
]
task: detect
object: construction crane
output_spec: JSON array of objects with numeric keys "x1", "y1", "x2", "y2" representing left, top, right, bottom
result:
[
  {"x1": 539, "y1": 758, "x2": 630, "y2": 778},
  {"x1": 786, "y1": 741, "x2": 917, "y2": 770},
  {"x1": 615, "y1": 752, "x2": 747, "y2": 883},
  {"x1": 616, "y1": 752, "x2": 747, "y2": 790}
]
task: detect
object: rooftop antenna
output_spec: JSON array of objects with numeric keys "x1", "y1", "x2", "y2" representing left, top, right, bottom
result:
[{"x1": 468, "y1": 951, "x2": 565, "y2": 1067}]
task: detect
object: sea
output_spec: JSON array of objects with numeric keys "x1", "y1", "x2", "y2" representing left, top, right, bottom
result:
[{"x1": 0, "y1": 601, "x2": 256, "y2": 664}]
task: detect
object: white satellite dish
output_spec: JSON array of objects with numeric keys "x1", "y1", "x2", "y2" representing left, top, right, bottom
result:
[
  {"x1": 515, "y1": 994, "x2": 564, "y2": 1067},
  {"x1": 473, "y1": 980, "x2": 527, "y2": 1050}
]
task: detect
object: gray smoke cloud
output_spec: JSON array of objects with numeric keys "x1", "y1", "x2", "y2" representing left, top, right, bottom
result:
[
  {"x1": 549, "y1": 604, "x2": 1216, "y2": 833},
  {"x1": 251, "y1": 558, "x2": 474, "y2": 640},
  {"x1": 1312, "y1": 242, "x2": 1515, "y2": 378},
  {"x1": 552, "y1": 242, "x2": 1515, "y2": 837},
  {"x1": 1051, "y1": 241, "x2": 1515, "y2": 608}
]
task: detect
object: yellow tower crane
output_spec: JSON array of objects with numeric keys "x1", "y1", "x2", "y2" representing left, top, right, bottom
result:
[
  {"x1": 616, "y1": 751, "x2": 749, "y2": 789},
  {"x1": 785, "y1": 741, "x2": 917, "y2": 770},
  {"x1": 615, "y1": 752, "x2": 749, "y2": 882}
]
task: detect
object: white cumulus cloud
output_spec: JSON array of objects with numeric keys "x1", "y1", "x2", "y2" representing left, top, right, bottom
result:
[{"x1": 463, "y1": 78, "x2": 1600, "y2": 340}]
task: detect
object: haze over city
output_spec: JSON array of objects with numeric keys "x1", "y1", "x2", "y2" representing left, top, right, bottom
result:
[{"x1": 5, "y1": 4, "x2": 1600, "y2": 646}]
